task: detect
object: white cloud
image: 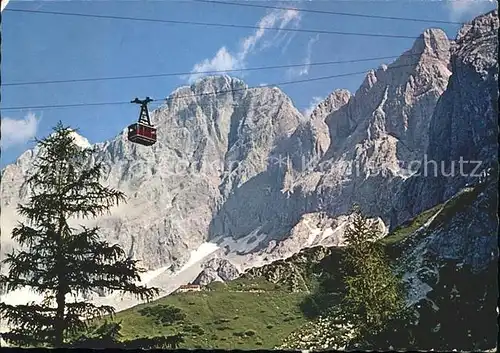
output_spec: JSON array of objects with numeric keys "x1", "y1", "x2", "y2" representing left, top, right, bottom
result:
[
  {"x1": 447, "y1": 0, "x2": 495, "y2": 21},
  {"x1": 187, "y1": 9, "x2": 301, "y2": 83},
  {"x1": 188, "y1": 47, "x2": 244, "y2": 83},
  {"x1": 303, "y1": 96, "x2": 324, "y2": 118},
  {"x1": 0, "y1": 113, "x2": 40, "y2": 149},
  {"x1": 1, "y1": 0, "x2": 11, "y2": 12},
  {"x1": 259, "y1": 9, "x2": 301, "y2": 53},
  {"x1": 286, "y1": 34, "x2": 319, "y2": 79}
]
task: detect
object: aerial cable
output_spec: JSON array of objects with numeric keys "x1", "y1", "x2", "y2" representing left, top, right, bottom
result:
[
  {"x1": 1, "y1": 61, "x2": 438, "y2": 111},
  {"x1": 193, "y1": 0, "x2": 465, "y2": 25},
  {"x1": 3, "y1": 8, "x2": 454, "y2": 40},
  {"x1": 3, "y1": 53, "x2": 424, "y2": 87}
]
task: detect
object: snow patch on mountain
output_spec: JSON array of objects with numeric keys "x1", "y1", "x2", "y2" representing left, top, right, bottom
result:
[{"x1": 178, "y1": 242, "x2": 220, "y2": 272}]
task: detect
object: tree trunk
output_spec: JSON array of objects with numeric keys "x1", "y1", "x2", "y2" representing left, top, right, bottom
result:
[
  {"x1": 54, "y1": 233, "x2": 66, "y2": 347},
  {"x1": 54, "y1": 208, "x2": 66, "y2": 347},
  {"x1": 54, "y1": 287, "x2": 66, "y2": 347}
]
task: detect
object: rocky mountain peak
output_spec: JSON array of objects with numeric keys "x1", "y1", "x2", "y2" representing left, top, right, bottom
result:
[
  {"x1": 359, "y1": 69, "x2": 378, "y2": 92},
  {"x1": 67, "y1": 131, "x2": 92, "y2": 149},
  {"x1": 457, "y1": 9, "x2": 499, "y2": 43},
  {"x1": 288, "y1": 21, "x2": 459, "y2": 229},
  {"x1": 410, "y1": 28, "x2": 451, "y2": 62},
  {"x1": 453, "y1": 10, "x2": 499, "y2": 77},
  {"x1": 188, "y1": 74, "x2": 247, "y2": 94},
  {"x1": 395, "y1": 9, "x2": 498, "y2": 224},
  {"x1": 191, "y1": 257, "x2": 240, "y2": 286},
  {"x1": 160, "y1": 75, "x2": 245, "y2": 121},
  {"x1": 322, "y1": 27, "x2": 452, "y2": 162},
  {"x1": 2, "y1": 72, "x2": 307, "y2": 271},
  {"x1": 168, "y1": 75, "x2": 247, "y2": 97},
  {"x1": 310, "y1": 89, "x2": 352, "y2": 121}
]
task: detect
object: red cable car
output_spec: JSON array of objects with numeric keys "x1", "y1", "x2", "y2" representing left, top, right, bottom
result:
[{"x1": 128, "y1": 97, "x2": 157, "y2": 146}]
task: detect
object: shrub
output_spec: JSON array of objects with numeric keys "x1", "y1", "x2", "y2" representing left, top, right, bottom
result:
[
  {"x1": 139, "y1": 304, "x2": 186, "y2": 326},
  {"x1": 185, "y1": 324, "x2": 204, "y2": 335},
  {"x1": 214, "y1": 318, "x2": 231, "y2": 325},
  {"x1": 245, "y1": 330, "x2": 256, "y2": 337},
  {"x1": 216, "y1": 326, "x2": 232, "y2": 331}
]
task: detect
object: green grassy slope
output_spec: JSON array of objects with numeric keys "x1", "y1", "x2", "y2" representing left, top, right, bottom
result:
[
  {"x1": 113, "y1": 278, "x2": 309, "y2": 349},
  {"x1": 380, "y1": 203, "x2": 443, "y2": 247}
]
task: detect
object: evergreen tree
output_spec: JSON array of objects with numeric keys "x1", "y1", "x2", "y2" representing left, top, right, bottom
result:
[
  {"x1": 341, "y1": 204, "x2": 408, "y2": 348},
  {"x1": 0, "y1": 122, "x2": 160, "y2": 347}
]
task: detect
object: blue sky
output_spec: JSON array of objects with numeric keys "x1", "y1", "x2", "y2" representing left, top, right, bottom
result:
[{"x1": 0, "y1": 0, "x2": 496, "y2": 167}]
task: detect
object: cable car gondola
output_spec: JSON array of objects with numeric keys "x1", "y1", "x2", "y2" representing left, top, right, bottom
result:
[{"x1": 128, "y1": 97, "x2": 157, "y2": 146}]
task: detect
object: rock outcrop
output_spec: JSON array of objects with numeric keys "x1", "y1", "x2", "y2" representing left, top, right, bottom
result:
[
  {"x1": 275, "y1": 27, "x2": 454, "y2": 233},
  {"x1": 395, "y1": 10, "x2": 499, "y2": 223},
  {"x1": 191, "y1": 258, "x2": 240, "y2": 286},
  {"x1": 393, "y1": 177, "x2": 498, "y2": 351}
]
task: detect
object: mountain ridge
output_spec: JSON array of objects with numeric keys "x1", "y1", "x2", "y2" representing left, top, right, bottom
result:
[{"x1": 1, "y1": 11, "x2": 497, "y2": 322}]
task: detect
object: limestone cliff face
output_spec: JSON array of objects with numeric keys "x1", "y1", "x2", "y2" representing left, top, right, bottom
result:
[
  {"x1": 290, "y1": 89, "x2": 352, "y2": 170},
  {"x1": 395, "y1": 10, "x2": 498, "y2": 224},
  {"x1": 324, "y1": 28, "x2": 451, "y2": 160},
  {"x1": 206, "y1": 27, "x2": 454, "y2": 249},
  {"x1": 207, "y1": 11, "x2": 497, "y2": 288},
  {"x1": 1, "y1": 76, "x2": 303, "y2": 270},
  {"x1": 285, "y1": 27, "x2": 452, "y2": 228}
]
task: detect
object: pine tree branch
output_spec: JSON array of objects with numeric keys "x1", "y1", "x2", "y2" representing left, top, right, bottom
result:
[
  {"x1": 1, "y1": 329, "x2": 56, "y2": 347},
  {"x1": 0, "y1": 302, "x2": 56, "y2": 332}
]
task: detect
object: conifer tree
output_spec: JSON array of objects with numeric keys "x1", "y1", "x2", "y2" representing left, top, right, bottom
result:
[
  {"x1": 341, "y1": 204, "x2": 408, "y2": 348},
  {"x1": 0, "y1": 122, "x2": 159, "y2": 347}
]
